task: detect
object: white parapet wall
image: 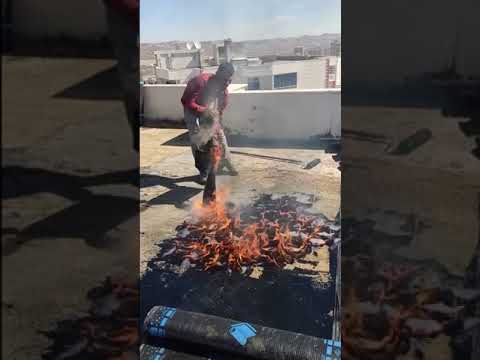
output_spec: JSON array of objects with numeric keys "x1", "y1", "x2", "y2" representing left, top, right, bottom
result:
[
  {"x1": 226, "y1": 89, "x2": 340, "y2": 139},
  {"x1": 143, "y1": 85, "x2": 340, "y2": 139},
  {"x1": 143, "y1": 85, "x2": 186, "y2": 121}
]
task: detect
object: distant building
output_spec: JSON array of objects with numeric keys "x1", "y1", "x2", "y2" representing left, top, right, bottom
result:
[
  {"x1": 154, "y1": 39, "x2": 236, "y2": 84},
  {"x1": 154, "y1": 49, "x2": 201, "y2": 70},
  {"x1": 239, "y1": 58, "x2": 337, "y2": 90},
  {"x1": 329, "y1": 40, "x2": 341, "y2": 57},
  {"x1": 211, "y1": 38, "x2": 247, "y2": 65},
  {"x1": 324, "y1": 56, "x2": 337, "y2": 88},
  {"x1": 153, "y1": 48, "x2": 202, "y2": 84},
  {"x1": 140, "y1": 59, "x2": 156, "y2": 82},
  {"x1": 153, "y1": 39, "x2": 259, "y2": 84},
  {"x1": 152, "y1": 38, "x2": 340, "y2": 89},
  {"x1": 231, "y1": 57, "x2": 262, "y2": 67},
  {"x1": 294, "y1": 46, "x2": 305, "y2": 56},
  {"x1": 306, "y1": 47, "x2": 329, "y2": 57},
  {"x1": 335, "y1": 57, "x2": 341, "y2": 88},
  {"x1": 261, "y1": 55, "x2": 318, "y2": 62}
]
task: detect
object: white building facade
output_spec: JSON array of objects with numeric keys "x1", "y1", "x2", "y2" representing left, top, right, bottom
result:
[{"x1": 238, "y1": 58, "x2": 340, "y2": 90}]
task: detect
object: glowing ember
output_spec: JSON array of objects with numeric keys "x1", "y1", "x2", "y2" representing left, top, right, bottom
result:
[{"x1": 171, "y1": 192, "x2": 335, "y2": 271}]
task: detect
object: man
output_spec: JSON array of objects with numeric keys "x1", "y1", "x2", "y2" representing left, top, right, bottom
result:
[
  {"x1": 181, "y1": 63, "x2": 238, "y2": 184},
  {"x1": 103, "y1": 0, "x2": 140, "y2": 152}
]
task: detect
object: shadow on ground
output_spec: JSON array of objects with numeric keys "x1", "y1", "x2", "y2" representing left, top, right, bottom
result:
[
  {"x1": 161, "y1": 130, "x2": 340, "y2": 153},
  {"x1": 2, "y1": 166, "x2": 138, "y2": 256},
  {"x1": 140, "y1": 174, "x2": 203, "y2": 209},
  {"x1": 52, "y1": 65, "x2": 123, "y2": 100}
]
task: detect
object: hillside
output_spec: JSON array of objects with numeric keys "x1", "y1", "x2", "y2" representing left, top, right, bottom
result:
[{"x1": 140, "y1": 34, "x2": 340, "y2": 60}]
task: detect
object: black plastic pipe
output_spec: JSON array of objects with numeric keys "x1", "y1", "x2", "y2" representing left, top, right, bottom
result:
[{"x1": 143, "y1": 306, "x2": 341, "y2": 360}]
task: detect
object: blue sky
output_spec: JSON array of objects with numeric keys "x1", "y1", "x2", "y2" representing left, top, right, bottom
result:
[{"x1": 140, "y1": 0, "x2": 340, "y2": 42}]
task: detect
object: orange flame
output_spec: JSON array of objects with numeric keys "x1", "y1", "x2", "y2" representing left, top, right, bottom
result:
[
  {"x1": 177, "y1": 189, "x2": 326, "y2": 271},
  {"x1": 212, "y1": 144, "x2": 222, "y2": 172}
]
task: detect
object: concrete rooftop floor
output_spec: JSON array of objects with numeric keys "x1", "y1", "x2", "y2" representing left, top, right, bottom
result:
[
  {"x1": 139, "y1": 127, "x2": 341, "y2": 336},
  {"x1": 140, "y1": 128, "x2": 341, "y2": 273}
]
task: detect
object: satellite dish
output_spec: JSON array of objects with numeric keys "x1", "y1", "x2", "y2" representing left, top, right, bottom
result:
[
  {"x1": 193, "y1": 41, "x2": 202, "y2": 50},
  {"x1": 185, "y1": 42, "x2": 193, "y2": 50}
]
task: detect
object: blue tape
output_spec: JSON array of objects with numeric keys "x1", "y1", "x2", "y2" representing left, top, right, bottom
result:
[
  {"x1": 229, "y1": 323, "x2": 257, "y2": 346},
  {"x1": 147, "y1": 307, "x2": 177, "y2": 338},
  {"x1": 152, "y1": 348, "x2": 166, "y2": 360},
  {"x1": 322, "y1": 339, "x2": 341, "y2": 360}
]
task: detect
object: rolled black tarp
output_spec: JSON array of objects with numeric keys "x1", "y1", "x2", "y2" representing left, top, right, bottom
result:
[
  {"x1": 143, "y1": 306, "x2": 341, "y2": 360},
  {"x1": 141, "y1": 344, "x2": 210, "y2": 360}
]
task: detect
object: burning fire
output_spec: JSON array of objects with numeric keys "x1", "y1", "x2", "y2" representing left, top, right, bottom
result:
[
  {"x1": 173, "y1": 190, "x2": 333, "y2": 271},
  {"x1": 211, "y1": 143, "x2": 222, "y2": 172}
]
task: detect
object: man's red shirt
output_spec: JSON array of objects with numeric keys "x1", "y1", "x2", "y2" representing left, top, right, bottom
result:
[{"x1": 181, "y1": 73, "x2": 229, "y2": 116}]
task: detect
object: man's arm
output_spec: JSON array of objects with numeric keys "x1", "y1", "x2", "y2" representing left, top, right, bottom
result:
[{"x1": 181, "y1": 78, "x2": 208, "y2": 114}]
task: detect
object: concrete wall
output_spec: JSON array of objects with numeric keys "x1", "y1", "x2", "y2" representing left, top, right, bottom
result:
[
  {"x1": 143, "y1": 85, "x2": 340, "y2": 139},
  {"x1": 344, "y1": 0, "x2": 480, "y2": 84},
  {"x1": 11, "y1": 0, "x2": 108, "y2": 40},
  {"x1": 155, "y1": 67, "x2": 202, "y2": 83},
  {"x1": 170, "y1": 53, "x2": 200, "y2": 70},
  {"x1": 143, "y1": 85, "x2": 186, "y2": 120},
  {"x1": 226, "y1": 89, "x2": 340, "y2": 139}
]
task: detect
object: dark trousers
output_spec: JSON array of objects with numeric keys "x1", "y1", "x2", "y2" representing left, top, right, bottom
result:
[
  {"x1": 203, "y1": 169, "x2": 216, "y2": 205},
  {"x1": 194, "y1": 140, "x2": 217, "y2": 205}
]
